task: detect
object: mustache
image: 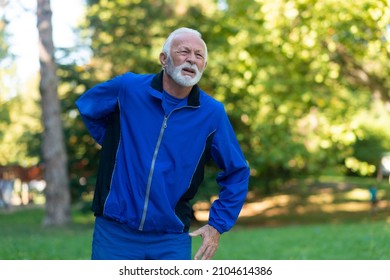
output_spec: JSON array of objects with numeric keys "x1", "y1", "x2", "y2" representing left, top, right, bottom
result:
[{"x1": 178, "y1": 62, "x2": 199, "y2": 74}]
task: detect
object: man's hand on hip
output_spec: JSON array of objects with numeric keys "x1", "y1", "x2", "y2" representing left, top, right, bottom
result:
[{"x1": 189, "y1": 224, "x2": 220, "y2": 260}]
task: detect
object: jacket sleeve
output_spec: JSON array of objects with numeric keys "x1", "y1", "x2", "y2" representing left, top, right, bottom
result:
[
  {"x1": 208, "y1": 106, "x2": 250, "y2": 234},
  {"x1": 75, "y1": 75, "x2": 123, "y2": 145}
]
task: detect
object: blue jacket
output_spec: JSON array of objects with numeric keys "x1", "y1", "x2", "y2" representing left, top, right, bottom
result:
[{"x1": 76, "y1": 71, "x2": 250, "y2": 234}]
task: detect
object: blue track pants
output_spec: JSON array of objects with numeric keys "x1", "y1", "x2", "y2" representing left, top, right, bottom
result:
[{"x1": 91, "y1": 216, "x2": 192, "y2": 260}]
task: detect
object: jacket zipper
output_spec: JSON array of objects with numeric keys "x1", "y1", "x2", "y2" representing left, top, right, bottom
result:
[
  {"x1": 138, "y1": 104, "x2": 199, "y2": 231},
  {"x1": 139, "y1": 115, "x2": 168, "y2": 231}
]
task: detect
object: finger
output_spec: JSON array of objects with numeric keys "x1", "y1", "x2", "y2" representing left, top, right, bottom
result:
[
  {"x1": 189, "y1": 226, "x2": 206, "y2": 237},
  {"x1": 201, "y1": 245, "x2": 216, "y2": 260},
  {"x1": 194, "y1": 244, "x2": 207, "y2": 260},
  {"x1": 189, "y1": 230, "x2": 201, "y2": 237}
]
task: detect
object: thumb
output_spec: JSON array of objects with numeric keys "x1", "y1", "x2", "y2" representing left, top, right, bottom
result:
[{"x1": 189, "y1": 227, "x2": 203, "y2": 237}]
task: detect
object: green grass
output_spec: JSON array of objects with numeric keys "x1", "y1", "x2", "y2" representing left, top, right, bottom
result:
[
  {"x1": 205, "y1": 222, "x2": 390, "y2": 259},
  {"x1": 1, "y1": 176, "x2": 389, "y2": 260},
  {"x1": 1, "y1": 206, "x2": 390, "y2": 260},
  {"x1": 0, "y1": 208, "x2": 93, "y2": 259}
]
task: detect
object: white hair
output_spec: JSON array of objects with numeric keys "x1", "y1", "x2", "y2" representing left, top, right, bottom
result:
[{"x1": 162, "y1": 27, "x2": 208, "y2": 61}]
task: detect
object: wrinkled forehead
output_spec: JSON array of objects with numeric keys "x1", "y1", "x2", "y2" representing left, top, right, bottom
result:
[{"x1": 171, "y1": 33, "x2": 207, "y2": 53}]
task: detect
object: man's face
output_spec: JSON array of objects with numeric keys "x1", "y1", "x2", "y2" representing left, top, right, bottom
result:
[{"x1": 165, "y1": 33, "x2": 207, "y2": 87}]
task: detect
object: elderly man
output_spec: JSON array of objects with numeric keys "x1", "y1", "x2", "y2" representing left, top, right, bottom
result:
[{"x1": 76, "y1": 27, "x2": 250, "y2": 260}]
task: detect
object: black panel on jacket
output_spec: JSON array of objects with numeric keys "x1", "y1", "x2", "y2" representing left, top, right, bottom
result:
[
  {"x1": 175, "y1": 131, "x2": 215, "y2": 232},
  {"x1": 91, "y1": 106, "x2": 121, "y2": 215}
]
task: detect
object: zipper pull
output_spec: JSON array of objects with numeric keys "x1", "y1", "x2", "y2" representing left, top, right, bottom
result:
[{"x1": 163, "y1": 116, "x2": 168, "y2": 128}]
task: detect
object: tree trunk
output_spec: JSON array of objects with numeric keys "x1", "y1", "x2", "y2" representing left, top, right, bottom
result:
[{"x1": 37, "y1": 0, "x2": 71, "y2": 226}]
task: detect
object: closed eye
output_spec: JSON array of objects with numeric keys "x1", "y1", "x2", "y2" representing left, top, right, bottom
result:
[{"x1": 177, "y1": 50, "x2": 190, "y2": 56}]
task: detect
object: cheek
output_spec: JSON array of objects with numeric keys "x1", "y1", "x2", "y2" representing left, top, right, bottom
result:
[
  {"x1": 197, "y1": 62, "x2": 206, "y2": 71},
  {"x1": 172, "y1": 56, "x2": 186, "y2": 66}
]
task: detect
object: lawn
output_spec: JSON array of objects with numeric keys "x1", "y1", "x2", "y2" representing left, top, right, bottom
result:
[
  {"x1": 0, "y1": 207, "x2": 93, "y2": 260},
  {"x1": 210, "y1": 222, "x2": 390, "y2": 259},
  {"x1": 1, "y1": 176, "x2": 390, "y2": 260},
  {"x1": 1, "y1": 208, "x2": 390, "y2": 260}
]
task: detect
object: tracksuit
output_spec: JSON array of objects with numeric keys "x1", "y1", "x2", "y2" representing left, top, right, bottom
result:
[{"x1": 76, "y1": 71, "x2": 250, "y2": 259}]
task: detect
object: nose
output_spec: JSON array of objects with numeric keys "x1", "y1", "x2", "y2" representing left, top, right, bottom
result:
[{"x1": 186, "y1": 52, "x2": 196, "y2": 65}]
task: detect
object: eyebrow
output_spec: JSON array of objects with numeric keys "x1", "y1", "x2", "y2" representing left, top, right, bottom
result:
[{"x1": 177, "y1": 46, "x2": 205, "y2": 55}]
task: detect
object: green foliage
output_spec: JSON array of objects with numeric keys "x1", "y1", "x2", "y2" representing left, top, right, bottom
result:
[
  {"x1": 0, "y1": 16, "x2": 11, "y2": 147},
  {"x1": 58, "y1": 0, "x2": 390, "y2": 199},
  {"x1": 0, "y1": 76, "x2": 42, "y2": 167},
  {"x1": 210, "y1": 0, "x2": 390, "y2": 188},
  {"x1": 348, "y1": 100, "x2": 390, "y2": 176},
  {"x1": 0, "y1": 108, "x2": 40, "y2": 166},
  {"x1": 0, "y1": 16, "x2": 9, "y2": 61},
  {"x1": 0, "y1": 12, "x2": 42, "y2": 167},
  {"x1": 1, "y1": 0, "x2": 386, "y2": 200}
]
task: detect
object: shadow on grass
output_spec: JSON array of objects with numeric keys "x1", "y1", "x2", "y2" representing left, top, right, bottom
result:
[{"x1": 193, "y1": 178, "x2": 390, "y2": 228}]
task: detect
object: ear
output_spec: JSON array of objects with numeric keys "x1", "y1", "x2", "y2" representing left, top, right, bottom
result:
[{"x1": 159, "y1": 52, "x2": 167, "y2": 67}]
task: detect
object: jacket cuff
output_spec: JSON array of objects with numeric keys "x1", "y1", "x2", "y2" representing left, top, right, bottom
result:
[{"x1": 207, "y1": 221, "x2": 224, "y2": 234}]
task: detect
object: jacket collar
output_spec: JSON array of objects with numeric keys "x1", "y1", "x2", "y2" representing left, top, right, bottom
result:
[{"x1": 150, "y1": 71, "x2": 200, "y2": 107}]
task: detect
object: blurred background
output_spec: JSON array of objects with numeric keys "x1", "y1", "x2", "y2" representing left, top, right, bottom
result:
[{"x1": 1, "y1": 0, "x2": 390, "y2": 259}]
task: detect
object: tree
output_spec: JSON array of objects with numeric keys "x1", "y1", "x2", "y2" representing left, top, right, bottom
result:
[
  {"x1": 0, "y1": 1, "x2": 42, "y2": 169},
  {"x1": 0, "y1": 1, "x2": 43, "y2": 169},
  {"x1": 61, "y1": 0, "x2": 390, "y2": 198},
  {"x1": 0, "y1": 3, "x2": 11, "y2": 145},
  {"x1": 37, "y1": 0, "x2": 71, "y2": 226},
  {"x1": 213, "y1": 0, "x2": 390, "y2": 187}
]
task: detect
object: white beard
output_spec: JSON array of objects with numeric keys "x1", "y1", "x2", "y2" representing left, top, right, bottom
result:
[{"x1": 165, "y1": 57, "x2": 203, "y2": 87}]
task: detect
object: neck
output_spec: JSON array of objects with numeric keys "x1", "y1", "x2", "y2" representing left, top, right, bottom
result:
[{"x1": 162, "y1": 72, "x2": 192, "y2": 98}]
